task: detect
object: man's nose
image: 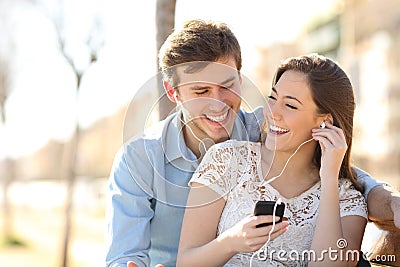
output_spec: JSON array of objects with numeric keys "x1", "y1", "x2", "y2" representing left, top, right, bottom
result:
[{"x1": 208, "y1": 92, "x2": 227, "y2": 112}]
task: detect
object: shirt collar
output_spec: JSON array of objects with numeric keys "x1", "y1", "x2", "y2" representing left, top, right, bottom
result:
[
  {"x1": 163, "y1": 111, "x2": 198, "y2": 164},
  {"x1": 230, "y1": 109, "x2": 251, "y2": 141},
  {"x1": 162, "y1": 109, "x2": 250, "y2": 163}
]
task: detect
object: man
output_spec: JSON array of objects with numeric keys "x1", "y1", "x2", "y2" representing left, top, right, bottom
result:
[{"x1": 104, "y1": 19, "x2": 399, "y2": 267}]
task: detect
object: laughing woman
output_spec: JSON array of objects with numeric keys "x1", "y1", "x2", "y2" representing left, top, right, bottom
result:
[{"x1": 177, "y1": 54, "x2": 368, "y2": 267}]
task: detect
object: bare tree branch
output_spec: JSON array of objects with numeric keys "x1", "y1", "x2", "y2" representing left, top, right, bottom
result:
[
  {"x1": 0, "y1": 59, "x2": 10, "y2": 124},
  {"x1": 0, "y1": 0, "x2": 18, "y2": 245},
  {"x1": 37, "y1": 1, "x2": 105, "y2": 265},
  {"x1": 156, "y1": 0, "x2": 176, "y2": 120}
]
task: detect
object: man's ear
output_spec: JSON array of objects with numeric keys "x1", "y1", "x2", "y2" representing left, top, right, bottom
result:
[{"x1": 163, "y1": 81, "x2": 178, "y2": 103}]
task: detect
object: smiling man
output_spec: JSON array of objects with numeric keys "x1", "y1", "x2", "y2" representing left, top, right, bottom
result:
[
  {"x1": 169, "y1": 59, "x2": 243, "y2": 158},
  {"x1": 104, "y1": 20, "x2": 264, "y2": 267}
]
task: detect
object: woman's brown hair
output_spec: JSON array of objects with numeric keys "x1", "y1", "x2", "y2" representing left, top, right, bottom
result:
[{"x1": 270, "y1": 54, "x2": 363, "y2": 192}]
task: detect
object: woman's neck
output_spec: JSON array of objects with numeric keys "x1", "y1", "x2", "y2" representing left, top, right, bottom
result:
[
  {"x1": 260, "y1": 142, "x2": 320, "y2": 199},
  {"x1": 261, "y1": 141, "x2": 319, "y2": 183}
]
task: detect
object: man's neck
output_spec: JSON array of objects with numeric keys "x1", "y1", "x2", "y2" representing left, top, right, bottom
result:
[{"x1": 182, "y1": 124, "x2": 206, "y2": 161}]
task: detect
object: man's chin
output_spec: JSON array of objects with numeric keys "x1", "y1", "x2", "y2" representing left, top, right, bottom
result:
[
  {"x1": 197, "y1": 121, "x2": 233, "y2": 144},
  {"x1": 209, "y1": 134, "x2": 230, "y2": 144}
]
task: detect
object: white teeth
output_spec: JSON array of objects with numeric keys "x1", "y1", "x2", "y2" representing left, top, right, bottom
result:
[
  {"x1": 206, "y1": 112, "x2": 228, "y2": 122},
  {"x1": 270, "y1": 125, "x2": 289, "y2": 133}
]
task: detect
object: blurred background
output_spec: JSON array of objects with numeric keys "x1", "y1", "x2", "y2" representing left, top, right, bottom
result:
[{"x1": 0, "y1": 0, "x2": 399, "y2": 266}]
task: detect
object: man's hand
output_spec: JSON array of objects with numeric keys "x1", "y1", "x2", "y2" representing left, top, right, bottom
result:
[
  {"x1": 391, "y1": 190, "x2": 400, "y2": 228},
  {"x1": 366, "y1": 185, "x2": 400, "y2": 265},
  {"x1": 127, "y1": 262, "x2": 164, "y2": 267},
  {"x1": 368, "y1": 184, "x2": 400, "y2": 229}
]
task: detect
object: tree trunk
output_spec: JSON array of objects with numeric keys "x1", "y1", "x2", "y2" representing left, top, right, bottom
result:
[
  {"x1": 0, "y1": 57, "x2": 16, "y2": 243},
  {"x1": 60, "y1": 127, "x2": 80, "y2": 267},
  {"x1": 60, "y1": 72, "x2": 82, "y2": 267},
  {"x1": 1, "y1": 158, "x2": 15, "y2": 240},
  {"x1": 155, "y1": 0, "x2": 176, "y2": 120}
]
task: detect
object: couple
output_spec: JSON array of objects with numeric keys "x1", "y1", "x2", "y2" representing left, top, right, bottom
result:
[{"x1": 105, "y1": 20, "x2": 400, "y2": 267}]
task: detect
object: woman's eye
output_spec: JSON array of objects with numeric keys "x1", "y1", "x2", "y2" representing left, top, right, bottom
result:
[{"x1": 268, "y1": 95, "x2": 276, "y2": 100}]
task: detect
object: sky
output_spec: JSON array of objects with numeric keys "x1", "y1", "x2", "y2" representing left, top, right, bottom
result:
[{"x1": 0, "y1": 0, "x2": 337, "y2": 159}]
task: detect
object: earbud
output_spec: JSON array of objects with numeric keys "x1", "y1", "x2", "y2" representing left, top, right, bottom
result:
[
  {"x1": 320, "y1": 121, "x2": 326, "y2": 129},
  {"x1": 173, "y1": 92, "x2": 179, "y2": 103}
]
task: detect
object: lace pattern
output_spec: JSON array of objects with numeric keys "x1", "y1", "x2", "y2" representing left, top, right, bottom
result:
[{"x1": 190, "y1": 140, "x2": 368, "y2": 266}]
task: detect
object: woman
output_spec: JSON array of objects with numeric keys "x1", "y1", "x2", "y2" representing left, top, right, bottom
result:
[{"x1": 177, "y1": 54, "x2": 368, "y2": 266}]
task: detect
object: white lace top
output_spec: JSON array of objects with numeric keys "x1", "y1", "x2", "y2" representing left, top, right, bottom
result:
[{"x1": 190, "y1": 140, "x2": 368, "y2": 267}]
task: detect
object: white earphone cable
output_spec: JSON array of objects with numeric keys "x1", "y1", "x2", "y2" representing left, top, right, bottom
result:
[
  {"x1": 260, "y1": 137, "x2": 314, "y2": 187},
  {"x1": 249, "y1": 137, "x2": 315, "y2": 267},
  {"x1": 182, "y1": 111, "x2": 317, "y2": 266}
]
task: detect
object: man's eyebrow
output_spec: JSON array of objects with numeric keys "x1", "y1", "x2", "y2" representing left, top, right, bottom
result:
[
  {"x1": 271, "y1": 87, "x2": 303, "y2": 105},
  {"x1": 188, "y1": 76, "x2": 237, "y2": 90},
  {"x1": 189, "y1": 84, "x2": 212, "y2": 90},
  {"x1": 220, "y1": 76, "x2": 236, "y2": 85}
]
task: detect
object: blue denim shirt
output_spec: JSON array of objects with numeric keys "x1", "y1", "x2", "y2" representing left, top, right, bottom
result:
[
  {"x1": 105, "y1": 108, "x2": 264, "y2": 267},
  {"x1": 104, "y1": 107, "x2": 381, "y2": 267}
]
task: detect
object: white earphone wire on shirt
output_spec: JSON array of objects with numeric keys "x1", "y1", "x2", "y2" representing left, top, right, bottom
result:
[
  {"x1": 249, "y1": 137, "x2": 315, "y2": 267},
  {"x1": 249, "y1": 199, "x2": 280, "y2": 266},
  {"x1": 181, "y1": 117, "x2": 216, "y2": 158},
  {"x1": 184, "y1": 113, "x2": 316, "y2": 266},
  {"x1": 260, "y1": 137, "x2": 315, "y2": 187}
]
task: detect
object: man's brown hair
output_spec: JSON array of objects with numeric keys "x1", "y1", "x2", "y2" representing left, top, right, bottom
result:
[{"x1": 159, "y1": 19, "x2": 242, "y2": 85}]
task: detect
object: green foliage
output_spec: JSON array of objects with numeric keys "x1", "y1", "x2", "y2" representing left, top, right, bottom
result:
[{"x1": 2, "y1": 235, "x2": 27, "y2": 248}]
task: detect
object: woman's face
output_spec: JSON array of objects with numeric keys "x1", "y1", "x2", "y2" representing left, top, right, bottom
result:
[{"x1": 263, "y1": 70, "x2": 323, "y2": 153}]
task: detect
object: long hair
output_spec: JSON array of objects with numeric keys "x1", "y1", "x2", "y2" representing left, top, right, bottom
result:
[{"x1": 269, "y1": 54, "x2": 363, "y2": 192}]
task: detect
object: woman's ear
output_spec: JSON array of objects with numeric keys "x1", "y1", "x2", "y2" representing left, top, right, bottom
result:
[
  {"x1": 326, "y1": 114, "x2": 333, "y2": 125},
  {"x1": 163, "y1": 81, "x2": 178, "y2": 103},
  {"x1": 319, "y1": 114, "x2": 333, "y2": 128}
]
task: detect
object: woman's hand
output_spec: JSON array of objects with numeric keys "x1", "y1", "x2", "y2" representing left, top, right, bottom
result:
[
  {"x1": 218, "y1": 215, "x2": 288, "y2": 254},
  {"x1": 312, "y1": 121, "x2": 347, "y2": 180}
]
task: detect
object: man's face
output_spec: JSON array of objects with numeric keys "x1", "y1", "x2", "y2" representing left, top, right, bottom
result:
[{"x1": 174, "y1": 57, "x2": 242, "y2": 144}]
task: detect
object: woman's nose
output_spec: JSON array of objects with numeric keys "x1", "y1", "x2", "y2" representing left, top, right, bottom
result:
[{"x1": 268, "y1": 102, "x2": 282, "y2": 121}]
